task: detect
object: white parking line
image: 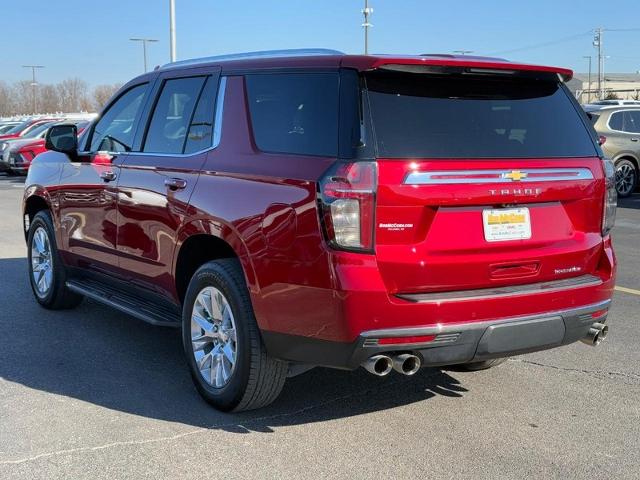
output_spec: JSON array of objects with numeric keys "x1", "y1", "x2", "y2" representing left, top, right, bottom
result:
[{"x1": 615, "y1": 286, "x2": 640, "y2": 296}]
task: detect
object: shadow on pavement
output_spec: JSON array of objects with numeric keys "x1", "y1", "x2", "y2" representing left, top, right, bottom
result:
[
  {"x1": 0, "y1": 173, "x2": 26, "y2": 185},
  {"x1": 0, "y1": 257, "x2": 468, "y2": 432},
  {"x1": 618, "y1": 193, "x2": 640, "y2": 210}
]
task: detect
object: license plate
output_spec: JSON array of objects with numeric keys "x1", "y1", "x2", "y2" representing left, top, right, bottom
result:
[{"x1": 482, "y1": 207, "x2": 531, "y2": 242}]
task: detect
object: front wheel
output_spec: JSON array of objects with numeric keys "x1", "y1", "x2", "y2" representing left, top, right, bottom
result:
[
  {"x1": 27, "y1": 211, "x2": 83, "y2": 309},
  {"x1": 182, "y1": 259, "x2": 288, "y2": 412},
  {"x1": 615, "y1": 159, "x2": 638, "y2": 198}
]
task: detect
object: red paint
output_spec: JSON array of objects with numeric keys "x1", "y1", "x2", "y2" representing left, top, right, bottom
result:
[{"x1": 23, "y1": 53, "x2": 615, "y2": 352}]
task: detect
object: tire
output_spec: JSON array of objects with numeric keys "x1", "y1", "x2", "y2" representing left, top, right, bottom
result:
[
  {"x1": 182, "y1": 259, "x2": 288, "y2": 412},
  {"x1": 615, "y1": 159, "x2": 638, "y2": 198},
  {"x1": 457, "y1": 358, "x2": 507, "y2": 371},
  {"x1": 27, "y1": 210, "x2": 83, "y2": 309}
]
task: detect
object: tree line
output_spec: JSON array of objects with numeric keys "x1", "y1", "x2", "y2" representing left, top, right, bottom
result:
[{"x1": 0, "y1": 78, "x2": 122, "y2": 117}]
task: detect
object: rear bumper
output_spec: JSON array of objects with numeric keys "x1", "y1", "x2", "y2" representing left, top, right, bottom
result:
[{"x1": 262, "y1": 299, "x2": 612, "y2": 370}]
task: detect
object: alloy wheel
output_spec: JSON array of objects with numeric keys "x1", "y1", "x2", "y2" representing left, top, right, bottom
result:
[
  {"x1": 31, "y1": 226, "x2": 53, "y2": 296},
  {"x1": 190, "y1": 286, "x2": 238, "y2": 388},
  {"x1": 616, "y1": 162, "x2": 636, "y2": 196}
]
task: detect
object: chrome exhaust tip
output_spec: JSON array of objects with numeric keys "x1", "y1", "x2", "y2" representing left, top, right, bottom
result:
[
  {"x1": 392, "y1": 354, "x2": 421, "y2": 375},
  {"x1": 580, "y1": 322, "x2": 609, "y2": 347},
  {"x1": 362, "y1": 355, "x2": 393, "y2": 376}
]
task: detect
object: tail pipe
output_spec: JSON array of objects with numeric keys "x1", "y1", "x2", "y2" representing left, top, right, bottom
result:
[
  {"x1": 580, "y1": 322, "x2": 608, "y2": 347},
  {"x1": 392, "y1": 354, "x2": 421, "y2": 375},
  {"x1": 362, "y1": 355, "x2": 393, "y2": 376}
]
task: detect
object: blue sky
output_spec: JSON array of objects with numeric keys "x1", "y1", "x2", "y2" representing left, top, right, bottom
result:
[{"x1": 4, "y1": 0, "x2": 640, "y2": 86}]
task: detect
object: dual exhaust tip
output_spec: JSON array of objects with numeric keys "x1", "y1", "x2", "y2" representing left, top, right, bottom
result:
[
  {"x1": 580, "y1": 322, "x2": 608, "y2": 347},
  {"x1": 363, "y1": 353, "x2": 421, "y2": 376}
]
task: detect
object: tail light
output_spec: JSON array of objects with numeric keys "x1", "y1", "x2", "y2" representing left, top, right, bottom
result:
[
  {"x1": 319, "y1": 161, "x2": 377, "y2": 252},
  {"x1": 602, "y1": 158, "x2": 617, "y2": 236}
]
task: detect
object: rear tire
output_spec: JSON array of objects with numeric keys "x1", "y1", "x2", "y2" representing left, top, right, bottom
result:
[
  {"x1": 27, "y1": 210, "x2": 83, "y2": 310},
  {"x1": 182, "y1": 259, "x2": 288, "y2": 412},
  {"x1": 457, "y1": 358, "x2": 507, "y2": 371},
  {"x1": 615, "y1": 159, "x2": 637, "y2": 198}
]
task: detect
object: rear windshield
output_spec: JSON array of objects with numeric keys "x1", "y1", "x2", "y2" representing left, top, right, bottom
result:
[{"x1": 365, "y1": 72, "x2": 597, "y2": 158}]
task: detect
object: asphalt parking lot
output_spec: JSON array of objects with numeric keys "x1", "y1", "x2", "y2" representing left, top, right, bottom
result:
[{"x1": 0, "y1": 173, "x2": 638, "y2": 480}]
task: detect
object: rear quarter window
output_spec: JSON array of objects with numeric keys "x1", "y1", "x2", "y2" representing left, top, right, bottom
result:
[
  {"x1": 245, "y1": 73, "x2": 339, "y2": 157},
  {"x1": 365, "y1": 72, "x2": 598, "y2": 159}
]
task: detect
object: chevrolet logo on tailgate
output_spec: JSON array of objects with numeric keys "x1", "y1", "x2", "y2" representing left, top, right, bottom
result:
[{"x1": 503, "y1": 170, "x2": 528, "y2": 181}]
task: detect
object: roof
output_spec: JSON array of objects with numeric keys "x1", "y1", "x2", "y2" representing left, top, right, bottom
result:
[{"x1": 156, "y1": 48, "x2": 573, "y2": 80}]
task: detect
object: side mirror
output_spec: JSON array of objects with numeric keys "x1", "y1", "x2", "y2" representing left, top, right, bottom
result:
[{"x1": 45, "y1": 124, "x2": 78, "y2": 156}]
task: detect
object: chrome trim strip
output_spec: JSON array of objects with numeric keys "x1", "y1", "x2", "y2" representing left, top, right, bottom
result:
[
  {"x1": 396, "y1": 274, "x2": 602, "y2": 303},
  {"x1": 404, "y1": 168, "x2": 594, "y2": 185},
  {"x1": 360, "y1": 299, "x2": 611, "y2": 339},
  {"x1": 212, "y1": 76, "x2": 227, "y2": 149}
]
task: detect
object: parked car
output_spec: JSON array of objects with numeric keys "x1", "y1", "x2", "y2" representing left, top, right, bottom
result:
[
  {"x1": 24, "y1": 49, "x2": 616, "y2": 412},
  {"x1": 586, "y1": 99, "x2": 640, "y2": 107},
  {"x1": 0, "y1": 122, "x2": 20, "y2": 134},
  {"x1": 0, "y1": 120, "x2": 89, "y2": 174},
  {"x1": 0, "y1": 118, "x2": 57, "y2": 141},
  {"x1": 587, "y1": 106, "x2": 640, "y2": 197}
]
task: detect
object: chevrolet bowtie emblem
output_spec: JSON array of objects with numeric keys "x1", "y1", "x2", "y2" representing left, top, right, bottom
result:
[{"x1": 503, "y1": 170, "x2": 528, "y2": 181}]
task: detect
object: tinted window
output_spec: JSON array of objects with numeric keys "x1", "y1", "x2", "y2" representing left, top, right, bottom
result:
[
  {"x1": 624, "y1": 111, "x2": 640, "y2": 133},
  {"x1": 365, "y1": 72, "x2": 597, "y2": 158},
  {"x1": 184, "y1": 76, "x2": 218, "y2": 154},
  {"x1": 90, "y1": 84, "x2": 147, "y2": 152},
  {"x1": 609, "y1": 112, "x2": 624, "y2": 131},
  {"x1": 144, "y1": 77, "x2": 205, "y2": 154},
  {"x1": 245, "y1": 73, "x2": 339, "y2": 156}
]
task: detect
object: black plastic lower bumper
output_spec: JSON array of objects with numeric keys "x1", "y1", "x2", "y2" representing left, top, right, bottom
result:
[{"x1": 261, "y1": 300, "x2": 611, "y2": 370}]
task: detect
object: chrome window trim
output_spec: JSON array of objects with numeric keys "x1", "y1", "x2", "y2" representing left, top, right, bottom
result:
[
  {"x1": 605, "y1": 108, "x2": 640, "y2": 134},
  {"x1": 126, "y1": 76, "x2": 227, "y2": 159},
  {"x1": 404, "y1": 167, "x2": 594, "y2": 185}
]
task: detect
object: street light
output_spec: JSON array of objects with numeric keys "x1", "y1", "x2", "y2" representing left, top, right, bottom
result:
[
  {"x1": 130, "y1": 38, "x2": 159, "y2": 73},
  {"x1": 22, "y1": 65, "x2": 44, "y2": 114},
  {"x1": 362, "y1": 0, "x2": 373, "y2": 55},
  {"x1": 583, "y1": 55, "x2": 592, "y2": 103},
  {"x1": 169, "y1": 0, "x2": 177, "y2": 62}
]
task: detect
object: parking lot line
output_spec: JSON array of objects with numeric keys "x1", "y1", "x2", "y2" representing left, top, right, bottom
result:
[{"x1": 615, "y1": 285, "x2": 640, "y2": 296}]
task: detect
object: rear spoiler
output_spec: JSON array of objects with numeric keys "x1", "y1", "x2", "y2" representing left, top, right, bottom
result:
[{"x1": 342, "y1": 56, "x2": 573, "y2": 82}]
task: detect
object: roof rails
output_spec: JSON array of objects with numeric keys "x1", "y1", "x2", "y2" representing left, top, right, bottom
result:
[{"x1": 160, "y1": 48, "x2": 345, "y2": 70}]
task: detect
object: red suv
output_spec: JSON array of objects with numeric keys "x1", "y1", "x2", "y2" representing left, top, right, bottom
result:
[{"x1": 23, "y1": 50, "x2": 617, "y2": 411}]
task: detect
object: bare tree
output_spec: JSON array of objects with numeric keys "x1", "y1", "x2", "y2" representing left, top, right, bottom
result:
[
  {"x1": 0, "y1": 81, "x2": 16, "y2": 116},
  {"x1": 38, "y1": 84, "x2": 61, "y2": 114},
  {"x1": 92, "y1": 83, "x2": 122, "y2": 111},
  {"x1": 12, "y1": 81, "x2": 36, "y2": 115},
  {"x1": 57, "y1": 78, "x2": 90, "y2": 112}
]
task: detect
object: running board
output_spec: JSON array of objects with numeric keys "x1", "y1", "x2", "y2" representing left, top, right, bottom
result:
[{"x1": 66, "y1": 279, "x2": 181, "y2": 327}]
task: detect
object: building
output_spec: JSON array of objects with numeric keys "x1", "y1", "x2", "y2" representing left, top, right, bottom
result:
[{"x1": 567, "y1": 73, "x2": 640, "y2": 104}]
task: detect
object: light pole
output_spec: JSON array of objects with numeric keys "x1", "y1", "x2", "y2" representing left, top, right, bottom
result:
[
  {"x1": 22, "y1": 65, "x2": 44, "y2": 114},
  {"x1": 593, "y1": 28, "x2": 604, "y2": 100},
  {"x1": 362, "y1": 0, "x2": 373, "y2": 55},
  {"x1": 453, "y1": 50, "x2": 474, "y2": 55},
  {"x1": 169, "y1": 0, "x2": 177, "y2": 62},
  {"x1": 130, "y1": 38, "x2": 159, "y2": 72},
  {"x1": 583, "y1": 55, "x2": 592, "y2": 103}
]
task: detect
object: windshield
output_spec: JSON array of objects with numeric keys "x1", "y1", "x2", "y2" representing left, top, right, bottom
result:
[
  {"x1": 23, "y1": 122, "x2": 55, "y2": 139},
  {"x1": 364, "y1": 71, "x2": 598, "y2": 158},
  {"x1": 4, "y1": 120, "x2": 31, "y2": 135}
]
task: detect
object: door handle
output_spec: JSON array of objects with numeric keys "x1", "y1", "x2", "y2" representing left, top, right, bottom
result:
[
  {"x1": 631, "y1": 138, "x2": 638, "y2": 142},
  {"x1": 164, "y1": 178, "x2": 187, "y2": 190},
  {"x1": 100, "y1": 171, "x2": 117, "y2": 182}
]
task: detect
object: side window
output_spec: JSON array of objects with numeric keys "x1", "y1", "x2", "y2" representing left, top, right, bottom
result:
[
  {"x1": 184, "y1": 76, "x2": 219, "y2": 154},
  {"x1": 245, "y1": 72, "x2": 339, "y2": 156},
  {"x1": 90, "y1": 84, "x2": 148, "y2": 152},
  {"x1": 624, "y1": 111, "x2": 640, "y2": 134},
  {"x1": 143, "y1": 76, "x2": 205, "y2": 154},
  {"x1": 609, "y1": 112, "x2": 624, "y2": 131}
]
